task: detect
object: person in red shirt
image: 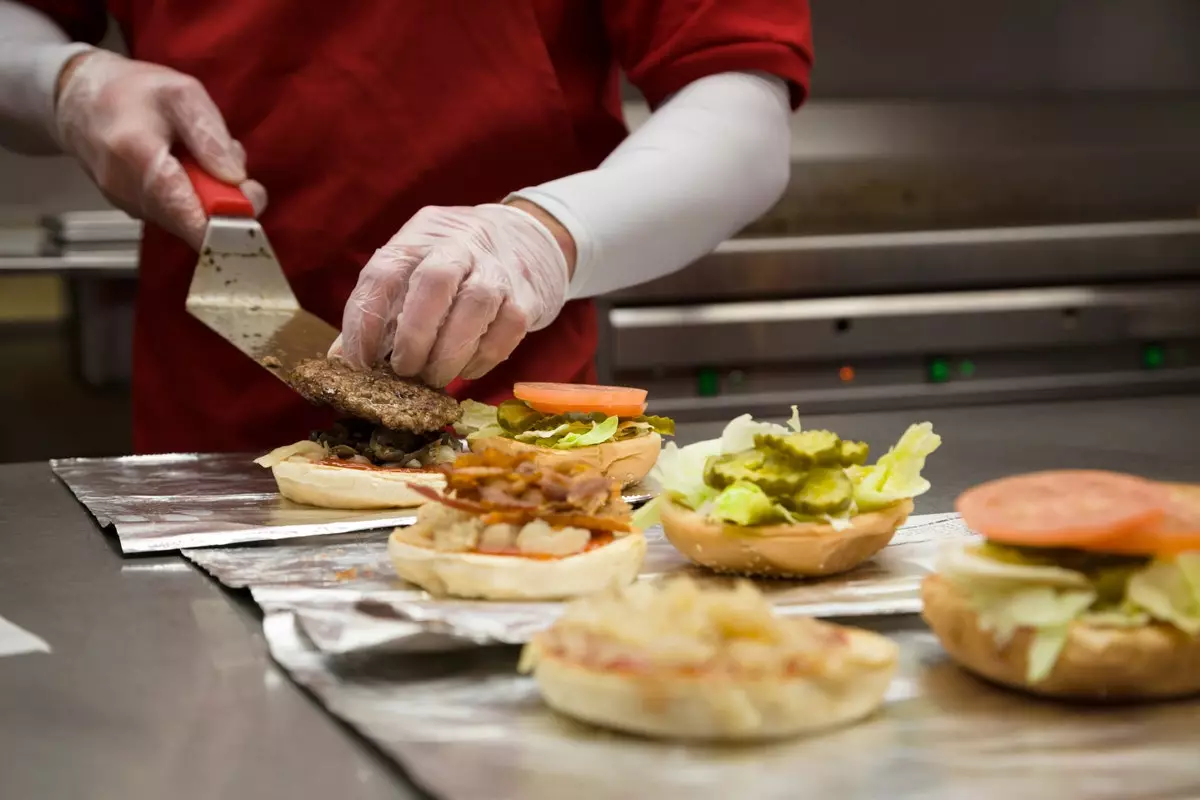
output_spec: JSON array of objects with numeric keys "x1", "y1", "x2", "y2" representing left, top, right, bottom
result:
[{"x1": 0, "y1": 1, "x2": 812, "y2": 454}]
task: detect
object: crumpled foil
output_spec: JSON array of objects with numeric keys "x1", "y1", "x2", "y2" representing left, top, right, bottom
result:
[
  {"x1": 183, "y1": 514, "x2": 971, "y2": 653},
  {"x1": 262, "y1": 611, "x2": 1200, "y2": 800},
  {"x1": 49, "y1": 452, "x2": 653, "y2": 554}
]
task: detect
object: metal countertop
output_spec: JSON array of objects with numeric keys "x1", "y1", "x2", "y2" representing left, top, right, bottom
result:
[{"x1": 2, "y1": 395, "x2": 1199, "y2": 800}]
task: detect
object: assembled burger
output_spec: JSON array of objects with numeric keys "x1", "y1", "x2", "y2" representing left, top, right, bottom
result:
[
  {"x1": 923, "y1": 470, "x2": 1200, "y2": 700},
  {"x1": 454, "y1": 382, "x2": 673, "y2": 488},
  {"x1": 255, "y1": 358, "x2": 462, "y2": 509}
]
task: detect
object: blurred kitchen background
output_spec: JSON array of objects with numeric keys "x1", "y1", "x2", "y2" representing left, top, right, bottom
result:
[{"x1": 3, "y1": 0, "x2": 1200, "y2": 462}]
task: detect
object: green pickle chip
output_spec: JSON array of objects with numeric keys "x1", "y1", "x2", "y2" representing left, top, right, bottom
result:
[{"x1": 794, "y1": 467, "x2": 854, "y2": 515}]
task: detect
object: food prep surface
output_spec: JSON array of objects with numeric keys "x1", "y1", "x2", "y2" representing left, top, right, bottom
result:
[{"x1": 1, "y1": 394, "x2": 1198, "y2": 800}]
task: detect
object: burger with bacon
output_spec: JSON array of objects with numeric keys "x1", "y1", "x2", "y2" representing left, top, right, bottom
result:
[{"x1": 388, "y1": 449, "x2": 648, "y2": 600}]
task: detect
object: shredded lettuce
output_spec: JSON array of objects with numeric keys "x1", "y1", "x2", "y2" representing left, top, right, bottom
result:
[
  {"x1": 552, "y1": 416, "x2": 621, "y2": 449},
  {"x1": 940, "y1": 545, "x2": 1200, "y2": 684},
  {"x1": 850, "y1": 422, "x2": 942, "y2": 511},
  {"x1": 453, "y1": 400, "x2": 504, "y2": 440},
  {"x1": 710, "y1": 481, "x2": 789, "y2": 526},
  {"x1": 453, "y1": 400, "x2": 670, "y2": 450},
  {"x1": 1126, "y1": 557, "x2": 1200, "y2": 635}
]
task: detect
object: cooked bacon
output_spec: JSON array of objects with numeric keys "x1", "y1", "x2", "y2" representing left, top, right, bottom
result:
[{"x1": 408, "y1": 449, "x2": 633, "y2": 531}]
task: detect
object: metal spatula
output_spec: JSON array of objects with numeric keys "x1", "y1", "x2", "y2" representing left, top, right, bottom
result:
[{"x1": 182, "y1": 160, "x2": 338, "y2": 382}]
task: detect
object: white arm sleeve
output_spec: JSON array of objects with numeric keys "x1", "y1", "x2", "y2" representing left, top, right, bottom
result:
[
  {"x1": 511, "y1": 71, "x2": 792, "y2": 300},
  {"x1": 0, "y1": 0, "x2": 93, "y2": 154}
]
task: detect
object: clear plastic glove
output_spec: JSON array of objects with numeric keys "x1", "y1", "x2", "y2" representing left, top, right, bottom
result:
[
  {"x1": 333, "y1": 204, "x2": 571, "y2": 387},
  {"x1": 55, "y1": 50, "x2": 266, "y2": 249}
]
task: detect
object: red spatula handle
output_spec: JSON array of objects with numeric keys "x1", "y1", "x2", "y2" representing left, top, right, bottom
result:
[{"x1": 180, "y1": 157, "x2": 256, "y2": 218}]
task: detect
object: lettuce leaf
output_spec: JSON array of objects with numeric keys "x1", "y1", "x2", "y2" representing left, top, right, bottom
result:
[
  {"x1": 552, "y1": 415, "x2": 621, "y2": 449},
  {"x1": 647, "y1": 439, "x2": 723, "y2": 510},
  {"x1": 453, "y1": 400, "x2": 505, "y2": 441},
  {"x1": 710, "y1": 481, "x2": 788, "y2": 526},
  {"x1": 945, "y1": 545, "x2": 1200, "y2": 685},
  {"x1": 720, "y1": 414, "x2": 790, "y2": 454},
  {"x1": 849, "y1": 422, "x2": 941, "y2": 511},
  {"x1": 1126, "y1": 557, "x2": 1200, "y2": 635}
]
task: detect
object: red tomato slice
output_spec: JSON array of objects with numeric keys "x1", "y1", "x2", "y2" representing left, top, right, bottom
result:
[
  {"x1": 1088, "y1": 484, "x2": 1200, "y2": 555},
  {"x1": 956, "y1": 470, "x2": 1171, "y2": 548},
  {"x1": 513, "y1": 382, "x2": 647, "y2": 418}
]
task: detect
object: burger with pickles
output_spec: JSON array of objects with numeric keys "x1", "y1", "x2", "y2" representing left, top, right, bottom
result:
[
  {"x1": 636, "y1": 408, "x2": 941, "y2": 577},
  {"x1": 454, "y1": 382, "x2": 673, "y2": 488},
  {"x1": 923, "y1": 470, "x2": 1200, "y2": 700}
]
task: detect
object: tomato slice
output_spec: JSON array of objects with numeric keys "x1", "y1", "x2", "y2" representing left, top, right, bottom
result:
[
  {"x1": 513, "y1": 382, "x2": 647, "y2": 417},
  {"x1": 1088, "y1": 484, "x2": 1200, "y2": 555},
  {"x1": 956, "y1": 470, "x2": 1171, "y2": 548}
]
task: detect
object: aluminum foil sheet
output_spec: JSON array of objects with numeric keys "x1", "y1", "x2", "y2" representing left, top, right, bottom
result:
[
  {"x1": 183, "y1": 513, "x2": 972, "y2": 653},
  {"x1": 49, "y1": 452, "x2": 653, "y2": 554},
  {"x1": 262, "y1": 611, "x2": 1200, "y2": 800}
]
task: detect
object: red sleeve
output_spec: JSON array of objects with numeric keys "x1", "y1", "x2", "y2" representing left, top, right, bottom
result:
[
  {"x1": 16, "y1": 0, "x2": 109, "y2": 44},
  {"x1": 604, "y1": 0, "x2": 813, "y2": 109}
]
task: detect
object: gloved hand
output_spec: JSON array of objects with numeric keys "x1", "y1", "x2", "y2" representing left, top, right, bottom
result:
[
  {"x1": 333, "y1": 203, "x2": 572, "y2": 387},
  {"x1": 55, "y1": 50, "x2": 266, "y2": 249}
]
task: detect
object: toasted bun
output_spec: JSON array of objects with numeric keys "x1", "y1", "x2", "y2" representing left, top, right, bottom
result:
[
  {"x1": 528, "y1": 627, "x2": 897, "y2": 740},
  {"x1": 469, "y1": 433, "x2": 660, "y2": 488},
  {"x1": 659, "y1": 497, "x2": 913, "y2": 578},
  {"x1": 387, "y1": 531, "x2": 647, "y2": 600},
  {"x1": 921, "y1": 574, "x2": 1200, "y2": 700},
  {"x1": 270, "y1": 457, "x2": 446, "y2": 510}
]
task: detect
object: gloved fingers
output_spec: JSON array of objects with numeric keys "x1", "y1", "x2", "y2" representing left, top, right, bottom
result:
[
  {"x1": 140, "y1": 145, "x2": 208, "y2": 250},
  {"x1": 240, "y1": 179, "x2": 269, "y2": 216},
  {"x1": 326, "y1": 333, "x2": 345, "y2": 360},
  {"x1": 159, "y1": 77, "x2": 245, "y2": 183},
  {"x1": 388, "y1": 250, "x2": 469, "y2": 378},
  {"x1": 460, "y1": 299, "x2": 529, "y2": 382},
  {"x1": 338, "y1": 245, "x2": 422, "y2": 369},
  {"x1": 419, "y1": 270, "x2": 505, "y2": 387}
]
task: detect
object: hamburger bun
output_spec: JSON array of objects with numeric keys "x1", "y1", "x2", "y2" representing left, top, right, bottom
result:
[
  {"x1": 255, "y1": 440, "x2": 445, "y2": 510},
  {"x1": 659, "y1": 497, "x2": 913, "y2": 578},
  {"x1": 387, "y1": 529, "x2": 647, "y2": 600},
  {"x1": 527, "y1": 626, "x2": 896, "y2": 740},
  {"x1": 921, "y1": 573, "x2": 1200, "y2": 700},
  {"x1": 468, "y1": 433, "x2": 660, "y2": 489},
  {"x1": 520, "y1": 578, "x2": 898, "y2": 740}
]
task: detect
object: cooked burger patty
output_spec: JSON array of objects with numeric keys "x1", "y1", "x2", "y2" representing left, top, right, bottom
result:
[{"x1": 288, "y1": 358, "x2": 460, "y2": 433}]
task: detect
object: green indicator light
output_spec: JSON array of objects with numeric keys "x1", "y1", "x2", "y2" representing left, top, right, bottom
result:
[
  {"x1": 959, "y1": 359, "x2": 976, "y2": 378},
  {"x1": 1141, "y1": 344, "x2": 1166, "y2": 370},
  {"x1": 697, "y1": 368, "x2": 720, "y2": 397},
  {"x1": 927, "y1": 357, "x2": 951, "y2": 384}
]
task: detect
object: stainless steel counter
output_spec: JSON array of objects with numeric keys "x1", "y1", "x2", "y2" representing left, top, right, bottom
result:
[{"x1": 2, "y1": 395, "x2": 1199, "y2": 800}]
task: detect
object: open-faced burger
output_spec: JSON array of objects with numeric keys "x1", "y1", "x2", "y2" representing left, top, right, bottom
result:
[
  {"x1": 453, "y1": 383, "x2": 673, "y2": 489},
  {"x1": 923, "y1": 470, "x2": 1200, "y2": 700},
  {"x1": 387, "y1": 449, "x2": 647, "y2": 600},
  {"x1": 637, "y1": 408, "x2": 941, "y2": 577},
  {"x1": 519, "y1": 576, "x2": 898, "y2": 740},
  {"x1": 254, "y1": 358, "x2": 462, "y2": 509}
]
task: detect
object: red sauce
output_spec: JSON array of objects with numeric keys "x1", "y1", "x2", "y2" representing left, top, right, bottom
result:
[{"x1": 478, "y1": 531, "x2": 615, "y2": 560}]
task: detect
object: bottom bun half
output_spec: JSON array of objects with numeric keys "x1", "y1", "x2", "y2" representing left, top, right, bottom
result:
[
  {"x1": 387, "y1": 531, "x2": 647, "y2": 600},
  {"x1": 469, "y1": 433, "x2": 660, "y2": 488},
  {"x1": 921, "y1": 574, "x2": 1200, "y2": 700},
  {"x1": 270, "y1": 457, "x2": 446, "y2": 510},
  {"x1": 659, "y1": 498, "x2": 913, "y2": 578},
  {"x1": 528, "y1": 628, "x2": 897, "y2": 740}
]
